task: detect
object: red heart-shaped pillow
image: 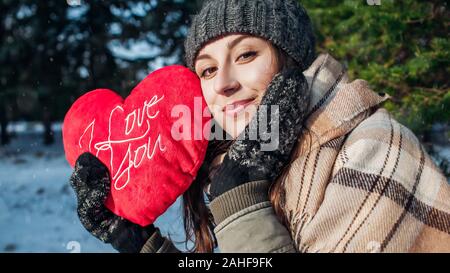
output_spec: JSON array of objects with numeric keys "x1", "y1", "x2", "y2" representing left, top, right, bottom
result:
[{"x1": 63, "y1": 65, "x2": 211, "y2": 226}]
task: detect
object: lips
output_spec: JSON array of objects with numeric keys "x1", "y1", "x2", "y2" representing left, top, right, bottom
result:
[{"x1": 223, "y1": 98, "x2": 256, "y2": 117}]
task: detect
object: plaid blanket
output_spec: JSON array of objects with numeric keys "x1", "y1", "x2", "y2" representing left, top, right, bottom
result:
[{"x1": 282, "y1": 53, "x2": 450, "y2": 252}]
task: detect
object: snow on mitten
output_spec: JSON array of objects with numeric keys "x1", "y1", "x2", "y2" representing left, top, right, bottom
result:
[
  {"x1": 209, "y1": 68, "x2": 310, "y2": 200},
  {"x1": 69, "y1": 152, "x2": 156, "y2": 252}
]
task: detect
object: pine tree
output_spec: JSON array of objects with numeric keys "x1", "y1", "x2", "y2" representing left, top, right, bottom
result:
[
  {"x1": 301, "y1": 0, "x2": 449, "y2": 138},
  {"x1": 0, "y1": 0, "x2": 201, "y2": 145}
]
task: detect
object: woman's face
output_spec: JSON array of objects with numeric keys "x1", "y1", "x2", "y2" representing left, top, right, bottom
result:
[{"x1": 194, "y1": 34, "x2": 280, "y2": 139}]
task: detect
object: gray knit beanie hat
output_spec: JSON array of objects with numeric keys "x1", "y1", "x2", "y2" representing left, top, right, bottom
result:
[{"x1": 184, "y1": 0, "x2": 316, "y2": 72}]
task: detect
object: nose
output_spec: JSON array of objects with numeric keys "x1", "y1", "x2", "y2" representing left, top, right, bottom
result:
[{"x1": 213, "y1": 67, "x2": 240, "y2": 96}]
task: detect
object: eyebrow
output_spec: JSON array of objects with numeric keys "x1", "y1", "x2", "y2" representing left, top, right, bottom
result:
[{"x1": 195, "y1": 36, "x2": 251, "y2": 62}]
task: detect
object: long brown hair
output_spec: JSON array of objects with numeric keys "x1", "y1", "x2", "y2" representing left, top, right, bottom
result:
[{"x1": 182, "y1": 42, "x2": 301, "y2": 252}]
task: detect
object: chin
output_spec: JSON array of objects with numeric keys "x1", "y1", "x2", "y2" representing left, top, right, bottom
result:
[
  {"x1": 213, "y1": 106, "x2": 257, "y2": 140},
  {"x1": 223, "y1": 116, "x2": 250, "y2": 139}
]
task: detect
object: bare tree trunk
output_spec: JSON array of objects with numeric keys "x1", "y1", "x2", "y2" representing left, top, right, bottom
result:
[
  {"x1": 43, "y1": 105, "x2": 54, "y2": 145},
  {"x1": 0, "y1": 103, "x2": 10, "y2": 145},
  {"x1": 0, "y1": 120, "x2": 9, "y2": 145}
]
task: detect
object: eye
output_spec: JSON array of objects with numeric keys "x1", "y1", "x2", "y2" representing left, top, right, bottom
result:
[
  {"x1": 237, "y1": 51, "x2": 257, "y2": 62},
  {"x1": 200, "y1": 67, "x2": 217, "y2": 79}
]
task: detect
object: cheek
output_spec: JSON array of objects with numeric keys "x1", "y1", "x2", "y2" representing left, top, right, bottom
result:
[
  {"x1": 201, "y1": 81, "x2": 231, "y2": 135},
  {"x1": 201, "y1": 82, "x2": 221, "y2": 116},
  {"x1": 201, "y1": 82, "x2": 215, "y2": 107},
  {"x1": 239, "y1": 56, "x2": 278, "y2": 93}
]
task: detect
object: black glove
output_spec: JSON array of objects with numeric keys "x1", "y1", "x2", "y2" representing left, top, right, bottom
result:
[
  {"x1": 209, "y1": 68, "x2": 310, "y2": 199},
  {"x1": 69, "y1": 152, "x2": 156, "y2": 253}
]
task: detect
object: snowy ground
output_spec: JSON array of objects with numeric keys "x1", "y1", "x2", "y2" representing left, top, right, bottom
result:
[
  {"x1": 0, "y1": 122, "x2": 448, "y2": 253},
  {"x1": 0, "y1": 122, "x2": 189, "y2": 253}
]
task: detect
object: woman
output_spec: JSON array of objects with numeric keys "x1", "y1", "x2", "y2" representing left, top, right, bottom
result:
[{"x1": 70, "y1": 0, "x2": 450, "y2": 253}]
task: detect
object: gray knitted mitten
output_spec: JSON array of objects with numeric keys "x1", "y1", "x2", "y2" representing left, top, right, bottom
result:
[
  {"x1": 209, "y1": 68, "x2": 310, "y2": 200},
  {"x1": 69, "y1": 152, "x2": 156, "y2": 253}
]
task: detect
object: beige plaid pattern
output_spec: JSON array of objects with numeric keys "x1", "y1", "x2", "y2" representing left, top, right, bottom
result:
[{"x1": 281, "y1": 54, "x2": 450, "y2": 253}]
